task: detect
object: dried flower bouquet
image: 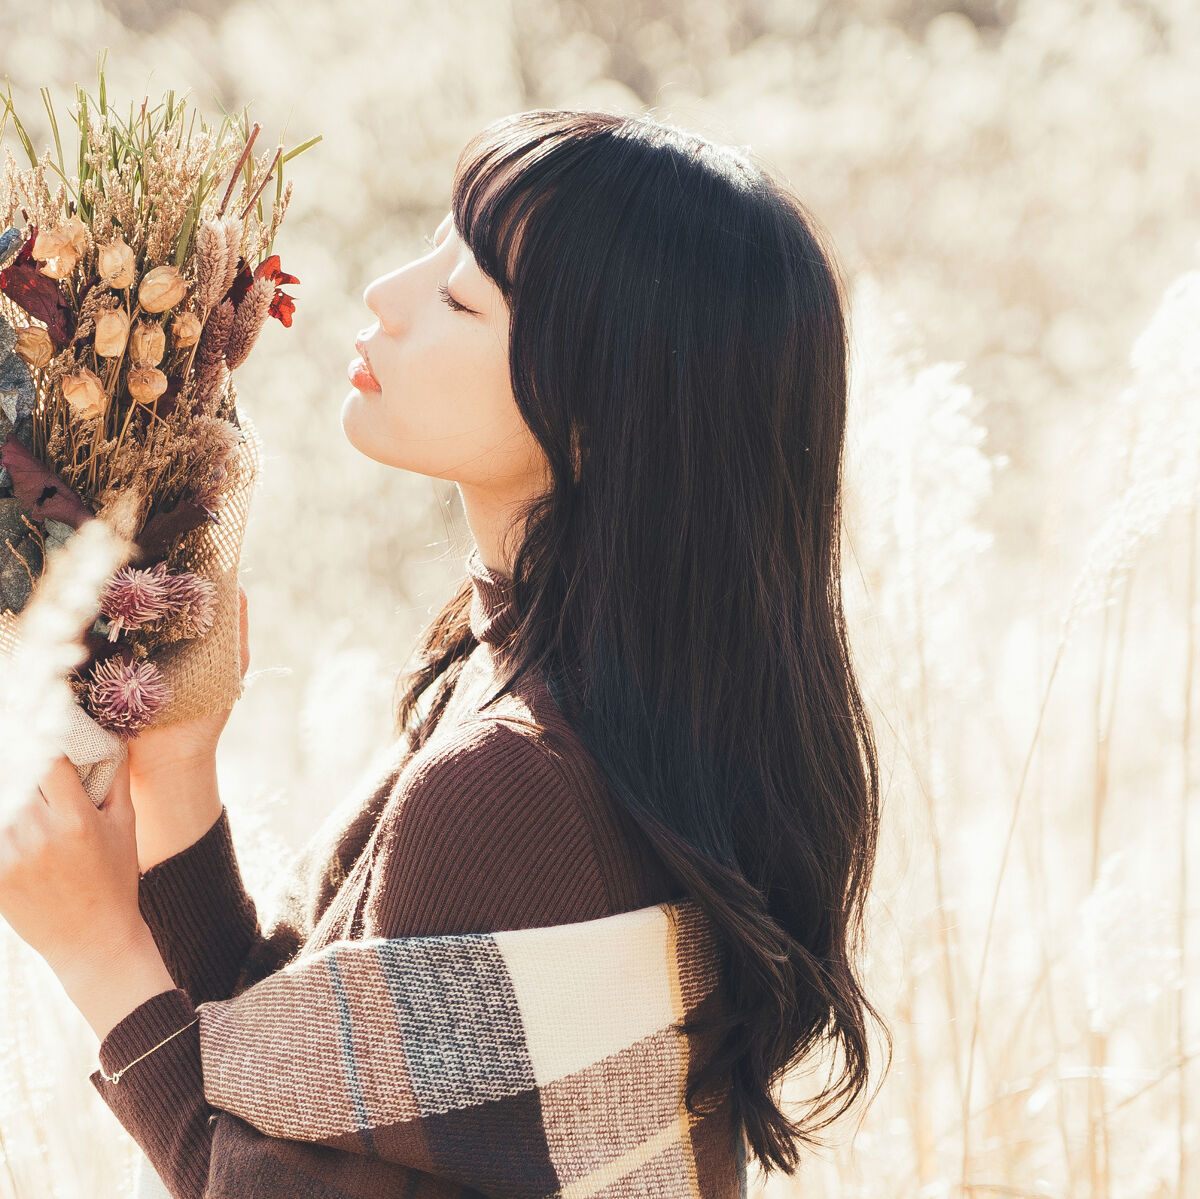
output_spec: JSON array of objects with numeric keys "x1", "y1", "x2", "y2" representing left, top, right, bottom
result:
[{"x1": 0, "y1": 57, "x2": 318, "y2": 766}]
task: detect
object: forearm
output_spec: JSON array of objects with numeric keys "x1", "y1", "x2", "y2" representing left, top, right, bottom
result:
[
  {"x1": 129, "y1": 755, "x2": 223, "y2": 874},
  {"x1": 126, "y1": 749, "x2": 263, "y2": 1006}
]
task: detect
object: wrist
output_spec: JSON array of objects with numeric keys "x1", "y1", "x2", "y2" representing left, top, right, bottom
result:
[
  {"x1": 128, "y1": 758, "x2": 224, "y2": 873},
  {"x1": 127, "y1": 748, "x2": 219, "y2": 789},
  {"x1": 57, "y1": 924, "x2": 178, "y2": 1044}
]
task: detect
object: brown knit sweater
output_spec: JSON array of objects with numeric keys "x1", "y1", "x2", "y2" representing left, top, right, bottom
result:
[{"x1": 87, "y1": 547, "x2": 720, "y2": 1198}]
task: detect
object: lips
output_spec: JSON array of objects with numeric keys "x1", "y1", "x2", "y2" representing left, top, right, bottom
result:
[
  {"x1": 351, "y1": 338, "x2": 381, "y2": 389},
  {"x1": 355, "y1": 338, "x2": 378, "y2": 379}
]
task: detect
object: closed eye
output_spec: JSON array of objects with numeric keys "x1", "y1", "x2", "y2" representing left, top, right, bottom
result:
[
  {"x1": 437, "y1": 279, "x2": 474, "y2": 314},
  {"x1": 425, "y1": 229, "x2": 476, "y2": 314}
]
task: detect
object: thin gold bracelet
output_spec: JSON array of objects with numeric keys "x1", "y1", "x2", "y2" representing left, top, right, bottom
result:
[{"x1": 99, "y1": 1016, "x2": 200, "y2": 1085}]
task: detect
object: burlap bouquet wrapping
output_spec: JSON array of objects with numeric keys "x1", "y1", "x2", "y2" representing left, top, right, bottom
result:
[{"x1": 0, "y1": 387, "x2": 263, "y2": 806}]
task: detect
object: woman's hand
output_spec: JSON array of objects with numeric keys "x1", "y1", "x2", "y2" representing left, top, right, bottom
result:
[
  {"x1": 125, "y1": 583, "x2": 250, "y2": 784},
  {"x1": 0, "y1": 753, "x2": 147, "y2": 981}
]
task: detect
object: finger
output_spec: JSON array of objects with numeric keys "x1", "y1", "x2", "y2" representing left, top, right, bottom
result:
[{"x1": 38, "y1": 755, "x2": 95, "y2": 822}]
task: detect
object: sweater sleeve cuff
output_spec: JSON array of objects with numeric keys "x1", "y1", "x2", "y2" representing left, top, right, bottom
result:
[
  {"x1": 89, "y1": 987, "x2": 211, "y2": 1199},
  {"x1": 137, "y1": 805, "x2": 260, "y2": 1004},
  {"x1": 93, "y1": 986, "x2": 199, "y2": 1084}
]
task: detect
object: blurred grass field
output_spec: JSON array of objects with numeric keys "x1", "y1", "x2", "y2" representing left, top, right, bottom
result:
[{"x1": 0, "y1": 1, "x2": 1197, "y2": 1195}]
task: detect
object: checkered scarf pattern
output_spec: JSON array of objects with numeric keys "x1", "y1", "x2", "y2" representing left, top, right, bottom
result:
[{"x1": 196, "y1": 897, "x2": 749, "y2": 1197}]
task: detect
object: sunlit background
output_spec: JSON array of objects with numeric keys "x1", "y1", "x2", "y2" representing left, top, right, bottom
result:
[{"x1": 0, "y1": 0, "x2": 1198, "y2": 1195}]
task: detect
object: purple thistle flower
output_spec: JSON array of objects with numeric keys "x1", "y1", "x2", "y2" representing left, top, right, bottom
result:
[
  {"x1": 161, "y1": 570, "x2": 218, "y2": 637},
  {"x1": 99, "y1": 561, "x2": 173, "y2": 641},
  {"x1": 87, "y1": 654, "x2": 172, "y2": 736}
]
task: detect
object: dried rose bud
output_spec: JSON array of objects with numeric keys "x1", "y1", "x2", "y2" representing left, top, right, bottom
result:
[
  {"x1": 170, "y1": 310, "x2": 202, "y2": 347},
  {"x1": 62, "y1": 366, "x2": 108, "y2": 420},
  {"x1": 14, "y1": 326, "x2": 55, "y2": 369},
  {"x1": 127, "y1": 363, "x2": 168, "y2": 405},
  {"x1": 94, "y1": 308, "x2": 131, "y2": 358},
  {"x1": 137, "y1": 264, "x2": 190, "y2": 313},
  {"x1": 98, "y1": 238, "x2": 136, "y2": 289},
  {"x1": 129, "y1": 319, "x2": 166, "y2": 366}
]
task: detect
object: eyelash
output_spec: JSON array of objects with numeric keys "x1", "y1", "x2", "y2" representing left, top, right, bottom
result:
[
  {"x1": 437, "y1": 280, "x2": 472, "y2": 313},
  {"x1": 424, "y1": 233, "x2": 473, "y2": 313}
]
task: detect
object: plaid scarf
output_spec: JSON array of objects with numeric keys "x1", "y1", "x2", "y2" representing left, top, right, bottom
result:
[{"x1": 196, "y1": 896, "x2": 749, "y2": 1197}]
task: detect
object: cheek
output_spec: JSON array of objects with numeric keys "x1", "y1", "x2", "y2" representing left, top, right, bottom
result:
[{"x1": 341, "y1": 326, "x2": 532, "y2": 484}]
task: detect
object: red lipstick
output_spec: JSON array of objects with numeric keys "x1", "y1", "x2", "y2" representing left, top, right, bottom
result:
[{"x1": 350, "y1": 338, "x2": 381, "y2": 392}]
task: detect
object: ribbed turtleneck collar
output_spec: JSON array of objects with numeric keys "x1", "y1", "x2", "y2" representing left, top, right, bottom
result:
[{"x1": 465, "y1": 546, "x2": 520, "y2": 653}]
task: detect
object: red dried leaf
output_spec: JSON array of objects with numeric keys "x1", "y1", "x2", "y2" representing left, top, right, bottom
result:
[
  {"x1": 254, "y1": 254, "x2": 299, "y2": 287},
  {"x1": 222, "y1": 253, "x2": 300, "y2": 337},
  {"x1": 255, "y1": 254, "x2": 299, "y2": 326},
  {"x1": 0, "y1": 226, "x2": 76, "y2": 347},
  {"x1": 268, "y1": 289, "x2": 296, "y2": 327},
  {"x1": 0, "y1": 425, "x2": 93, "y2": 528}
]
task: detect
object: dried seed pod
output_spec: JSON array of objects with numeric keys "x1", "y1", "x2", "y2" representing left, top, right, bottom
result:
[
  {"x1": 98, "y1": 238, "x2": 136, "y2": 289},
  {"x1": 62, "y1": 366, "x2": 108, "y2": 420},
  {"x1": 38, "y1": 247, "x2": 79, "y2": 279},
  {"x1": 127, "y1": 363, "x2": 168, "y2": 405},
  {"x1": 170, "y1": 310, "x2": 202, "y2": 348},
  {"x1": 13, "y1": 325, "x2": 55, "y2": 369},
  {"x1": 60, "y1": 215, "x2": 89, "y2": 256},
  {"x1": 31, "y1": 226, "x2": 73, "y2": 261},
  {"x1": 94, "y1": 308, "x2": 131, "y2": 358},
  {"x1": 137, "y1": 265, "x2": 190, "y2": 313},
  {"x1": 129, "y1": 320, "x2": 166, "y2": 366}
]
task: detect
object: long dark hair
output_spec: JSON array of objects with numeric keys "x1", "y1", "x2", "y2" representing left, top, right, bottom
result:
[{"x1": 392, "y1": 108, "x2": 891, "y2": 1176}]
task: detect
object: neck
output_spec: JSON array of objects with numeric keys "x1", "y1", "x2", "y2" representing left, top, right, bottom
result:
[{"x1": 456, "y1": 480, "x2": 529, "y2": 577}]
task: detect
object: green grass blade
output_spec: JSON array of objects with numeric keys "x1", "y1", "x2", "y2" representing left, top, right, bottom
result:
[
  {"x1": 4, "y1": 83, "x2": 41, "y2": 170},
  {"x1": 78, "y1": 88, "x2": 88, "y2": 181},
  {"x1": 174, "y1": 182, "x2": 203, "y2": 268},
  {"x1": 40, "y1": 87, "x2": 64, "y2": 175},
  {"x1": 281, "y1": 134, "x2": 322, "y2": 164}
]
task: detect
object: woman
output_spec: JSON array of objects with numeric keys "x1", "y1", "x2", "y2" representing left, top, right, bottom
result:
[{"x1": 10, "y1": 107, "x2": 888, "y2": 1195}]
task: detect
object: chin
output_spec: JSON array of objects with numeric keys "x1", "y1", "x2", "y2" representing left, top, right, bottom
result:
[
  {"x1": 340, "y1": 390, "x2": 386, "y2": 462},
  {"x1": 339, "y1": 393, "x2": 413, "y2": 471}
]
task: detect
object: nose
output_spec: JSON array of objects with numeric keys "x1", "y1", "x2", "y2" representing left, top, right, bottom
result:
[
  {"x1": 362, "y1": 279, "x2": 385, "y2": 327},
  {"x1": 363, "y1": 271, "x2": 406, "y2": 338}
]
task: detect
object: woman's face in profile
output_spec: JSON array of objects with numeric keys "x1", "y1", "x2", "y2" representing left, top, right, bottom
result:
[{"x1": 345, "y1": 210, "x2": 545, "y2": 493}]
